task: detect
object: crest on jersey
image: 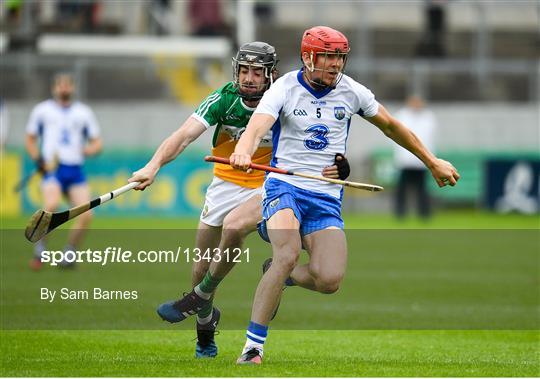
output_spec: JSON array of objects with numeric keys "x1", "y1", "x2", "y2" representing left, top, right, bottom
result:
[
  {"x1": 202, "y1": 204, "x2": 209, "y2": 217},
  {"x1": 223, "y1": 125, "x2": 246, "y2": 140},
  {"x1": 334, "y1": 106, "x2": 346, "y2": 120}
]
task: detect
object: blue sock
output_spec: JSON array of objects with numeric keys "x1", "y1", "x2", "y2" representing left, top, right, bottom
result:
[
  {"x1": 244, "y1": 321, "x2": 268, "y2": 354},
  {"x1": 285, "y1": 277, "x2": 296, "y2": 286}
]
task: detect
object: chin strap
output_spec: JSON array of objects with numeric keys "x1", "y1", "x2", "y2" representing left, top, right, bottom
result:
[{"x1": 303, "y1": 70, "x2": 333, "y2": 91}]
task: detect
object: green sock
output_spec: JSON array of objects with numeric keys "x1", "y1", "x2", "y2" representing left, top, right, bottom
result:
[
  {"x1": 197, "y1": 300, "x2": 213, "y2": 319},
  {"x1": 197, "y1": 272, "x2": 222, "y2": 294},
  {"x1": 194, "y1": 272, "x2": 221, "y2": 320}
]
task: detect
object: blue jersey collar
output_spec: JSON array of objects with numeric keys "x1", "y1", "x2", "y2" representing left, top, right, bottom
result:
[{"x1": 296, "y1": 69, "x2": 333, "y2": 99}]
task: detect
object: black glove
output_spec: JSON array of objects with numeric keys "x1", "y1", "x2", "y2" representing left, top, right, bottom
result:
[
  {"x1": 335, "y1": 153, "x2": 350, "y2": 180},
  {"x1": 35, "y1": 157, "x2": 47, "y2": 173}
]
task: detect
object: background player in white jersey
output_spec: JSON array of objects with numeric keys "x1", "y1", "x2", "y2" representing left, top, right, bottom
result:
[
  {"x1": 129, "y1": 41, "x2": 351, "y2": 358},
  {"x1": 394, "y1": 94, "x2": 437, "y2": 219},
  {"x1": 25, "y1": 73, "x2": 102, "y2": 270},
  {"x1": 229, "y1": 26, "x2": 461, "y2": 364}
]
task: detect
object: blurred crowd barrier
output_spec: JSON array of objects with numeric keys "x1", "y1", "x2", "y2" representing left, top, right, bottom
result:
[
  {"x1": 1, "y1": 2, "x2": 538, "y2": 103},
  {"x1": 0, "y1": 41, "x2": 537, "y2": 104}
]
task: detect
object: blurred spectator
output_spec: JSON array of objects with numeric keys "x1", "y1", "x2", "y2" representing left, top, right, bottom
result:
[
  {"x1": 57, "y1": 0, "x2": 100, "y2": 33},
  {"x1": 148, "y1": 0, "x2": 172, "y2": 35},
  {"x1": 415, "y1": 0, "x2": 447, "y2": 57},
  {"x1": 255, "y1": 1, "x2": 274, "y2": 23},
  {"x1": 393, "y1": 95, "x2": 437, "y2": 220},
  {"x1": 188, "y1": 0, "x2": 227, "y2": 36},
  {"x1": 5, "y1": 0, "x2": 23, "y2": 25}
]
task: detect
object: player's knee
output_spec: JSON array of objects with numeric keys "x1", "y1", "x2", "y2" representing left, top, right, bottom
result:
[
  {"x1": 222, "y1": 214, "x2": 250, "y2": 236},
  {"x1": 84, "y1": 209, "x2": 93, "y2": 220},
  {"x1": 317, "y1": 279, "x2": 340, "y2": 294},
  {"x1": 221, "y1": 221, "x2": 248, "y2": 243},
  {"x1": 271, "y1": 233, "x2": 301, "y2": 252},
  {"x1": 272, "y1": 252, "x2": 299, "y2": 273},
  {"x1": 44, "y1": 200, "x2": 60, "y2": 212},
  {"x1": 310, "y1": 269, "x2": 342, "y2": 294},
  {"x1": 45, "y1": 204, "x2": 59, "y2": 212},
  {"x1": 78, "y1": 210, "x2": 93, "y2": 225}
]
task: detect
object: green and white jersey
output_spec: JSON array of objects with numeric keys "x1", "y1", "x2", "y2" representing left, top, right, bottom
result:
[{"x1": 191, "y1": 82, "x2": 272, "y2": 188}]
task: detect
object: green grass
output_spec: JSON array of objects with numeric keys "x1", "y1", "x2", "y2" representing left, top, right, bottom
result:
[
  {"x1": 1, "y1": 210, "x2": 539, "y2": 376},
  {"x1": 2, "y1": 209, "x2": 539, "y2": 229},
  {"x1": 1, "y1": 330, "x2": 538, "y2": 376}
]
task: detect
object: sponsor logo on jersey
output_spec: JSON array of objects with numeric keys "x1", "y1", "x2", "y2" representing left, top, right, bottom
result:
[
  {"x1": 311, "y1": 100, "x2": 327, "y2": 105},
  {"x1": 304, "y1": 124, "x2": 329, "y2": 151},
  {"x1": 225, "y1": 114, "x2": 241, "y2": 121},
  {"x1": 334, "y1": 106, "x2": 346, "y2": 120},
  {"x1": 269, "y1": 198, "x2": 280, "y2": 208},
  {"x1": 293, "y1": 109, "x2": 308, "y2": 116}
]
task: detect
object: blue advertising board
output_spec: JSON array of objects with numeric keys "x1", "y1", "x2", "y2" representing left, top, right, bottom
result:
[{"x1": 15, "y1": 149, "x2": 213, "y2": 216}]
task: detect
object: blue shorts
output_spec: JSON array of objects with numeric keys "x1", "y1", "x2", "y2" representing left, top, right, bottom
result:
[
  {"x1": 258, "y1": 178, "x2": 344, "y2": 240},
  {"x1": 43, "y1": 164, "x2": 86, "y2": 193}
]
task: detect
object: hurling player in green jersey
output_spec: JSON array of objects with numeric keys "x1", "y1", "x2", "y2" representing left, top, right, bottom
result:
[{"x1": 129, "y1": 42, "x2": 350, "y2": 358}]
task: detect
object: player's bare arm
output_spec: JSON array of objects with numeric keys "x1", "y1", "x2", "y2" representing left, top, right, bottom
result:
[
  {"x1": 230, "y1": 113, "x2": 276, "y2": 170},
  {"x1": 25, "y1": 134, "x2": 40, "y2": 161},
  {"x1": 24, "y1": 134, "x2": 49, "y2": 173},
  {"x1": 129, "y1": 117, "x2": 207, "y2": 190},
  {"x1": 366, "y1": 104, "x2": 460, "y2": 187},
  {"x1": 83, "y1": 137, "x2": 103, "y2": 157}
]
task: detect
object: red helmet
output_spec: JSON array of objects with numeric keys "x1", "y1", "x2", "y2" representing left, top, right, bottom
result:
[{"x1": 301, "y1": 26, "x2": 350, "y2": 58}]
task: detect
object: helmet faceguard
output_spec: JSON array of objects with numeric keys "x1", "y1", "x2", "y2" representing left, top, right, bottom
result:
[
  {"x1": 300, "y1": 26, "x2": 350, "y2": 89},
  {"x1": 232, "y1": 41, "x2": 278, "y2": 101}
]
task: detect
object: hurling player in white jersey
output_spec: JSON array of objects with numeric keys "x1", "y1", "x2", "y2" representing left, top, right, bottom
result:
[
  {"x1": 128, "y1": 42, "x2": 349, "y2": 358},
  {"x1": 25, "y1": 73, "x2": 102, "y2": 270},
  {"x1": 230, "y1": 26, "x2": 460, "y2": 364}
]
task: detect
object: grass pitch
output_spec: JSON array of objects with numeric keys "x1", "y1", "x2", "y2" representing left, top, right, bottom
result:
[
  {"x1": 1, "y1": 330, "x2": 538, "y2": 376},
  {"x1": 1, "y1": 210, "x2": 538, "y2": 376}
]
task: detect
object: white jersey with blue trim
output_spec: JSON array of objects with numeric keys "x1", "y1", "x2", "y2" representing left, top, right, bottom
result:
[
  {"x1": 254, "y1": 69, "x2": 379, "y2": 198},
  {"x1": 26, "y1": 100, "x2": 100, "y2": 166}
]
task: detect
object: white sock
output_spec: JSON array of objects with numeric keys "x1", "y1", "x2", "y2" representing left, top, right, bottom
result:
[
  {"x1": 61, "y1": 244, "x2": 76, "y2": 264},
  {"x1": 243, "y1": 340, "x2": 264, "y2": 356},
  {"x1": 34, "y1": 240, "x2": 46, "y2": 259},
  {"x1": 197, "y1": 313, "x2": 213, "y2": 325},
  {"x1": 194, "y1": 285, "x2": 212, "y2": 300}
]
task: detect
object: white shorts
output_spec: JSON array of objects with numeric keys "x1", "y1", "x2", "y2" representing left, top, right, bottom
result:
[{"x1": 200, "y1": 177, "x2": 262, "y2": 227}]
